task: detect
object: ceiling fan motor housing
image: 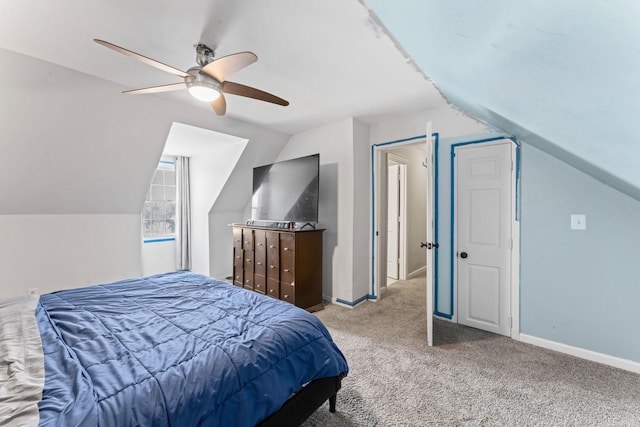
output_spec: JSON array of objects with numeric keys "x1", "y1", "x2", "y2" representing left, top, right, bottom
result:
[
  {"x1": 195, "y1": 43, "x2": 215, "y2": 66},
  {"x1": 185, "y1": 66, "x2": 221, "y2": 85}
]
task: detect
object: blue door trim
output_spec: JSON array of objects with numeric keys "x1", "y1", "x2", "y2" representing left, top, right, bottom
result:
[{"x1": 368, "y1": 133, "x2": 439, "y2": 310}]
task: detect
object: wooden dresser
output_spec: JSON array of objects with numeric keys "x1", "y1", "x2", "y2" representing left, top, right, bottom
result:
[{"x1": 232, "y1": 225, "x2": 324, "y2": 312}]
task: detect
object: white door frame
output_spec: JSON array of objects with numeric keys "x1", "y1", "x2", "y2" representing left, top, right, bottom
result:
[
  {"x1": 451, "y1": 138, "x2": 520, "y2": 338},
  {"x1": 387, "y1": 154, "x2": 408, "y2": 282},
  {"x1": 372, "y1": 136, "x2": 431, "y2": 299}
]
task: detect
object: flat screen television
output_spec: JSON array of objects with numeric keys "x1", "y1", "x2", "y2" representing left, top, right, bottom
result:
[{"x1": 251, "y1": 154, "x2": 319, "y2": 224}]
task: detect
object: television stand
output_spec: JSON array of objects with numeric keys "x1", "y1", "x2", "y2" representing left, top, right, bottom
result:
[{"x1": 231, "y1": 224, "x2": 324, "y2": 312}]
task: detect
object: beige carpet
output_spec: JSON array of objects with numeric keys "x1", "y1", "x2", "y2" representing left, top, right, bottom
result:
[{"x1": 303, "y1": 275, "x2": 640, "y2": 426}]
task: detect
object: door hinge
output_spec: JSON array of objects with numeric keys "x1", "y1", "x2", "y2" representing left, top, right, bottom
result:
[
  {"x1": 509, "y1": 317, "x2": 513, "y2": 328},
  {"x1": 511, "y1": 160, "x2": 514, "y2": 171},
  {"x1": 509, "y1": 238, "x2": 513, "y2": 250}
]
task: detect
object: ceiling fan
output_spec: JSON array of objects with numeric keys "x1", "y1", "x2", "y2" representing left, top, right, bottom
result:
[{"x1": 94, "y1": 39, "x2": 289, "y2": 116}]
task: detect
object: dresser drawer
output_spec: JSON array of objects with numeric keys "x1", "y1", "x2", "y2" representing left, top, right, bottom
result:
[
  {"x1": 280, "y1": 283, "x2": 294, "y2": 304},
  {"x1": 267, "y1": 261, "x2": 279, "y2": 281},
  {"x1": 233, "y1": 228, "x2": 243, "y2": 249},
  {"x1": 255, "y1": 257, "x2": 266, "y2": 276},
  {"x1": 243, "y1": 274, "x2": 254, "y2": 290},
  {"x1": 280, "y1": 233, "x2": 295, "y2": 263},
  {"x1": 266, "y1": 232, "x2": 279, "y2": 280},
  {"x1": 233, "y1": 248, "x2": 243, "y2": 268},
  {"x1": 242, "y1": 228, "x2": 254, "y2": 250},
  {"x1": 232, "y1": 267, "x2": 243, "y2": 287},
  {"x1": 254, "y1": 230, "x2": 266, "y2": 276},
  {"x1": 266, "y1": 278, "x2": 279, "y2": 299},
  {"x1": 281, "y1": 260, "x2": 294, "y2": 285},
  {"x1": 254, "y1": 274, "x2": 266, "y2": 294},
  {"x1": 244, "y1": 252, "x2": 254, "y2": 274}
]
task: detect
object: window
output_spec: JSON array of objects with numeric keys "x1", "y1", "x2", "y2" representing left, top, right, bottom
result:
[{"x1": 142, "y1": 160, "x2": 176, "y2": 241}]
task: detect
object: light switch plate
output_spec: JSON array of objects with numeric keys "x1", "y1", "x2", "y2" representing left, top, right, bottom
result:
[{"x1": 571, "y1": 214, "x2": 586, "y2": 230}]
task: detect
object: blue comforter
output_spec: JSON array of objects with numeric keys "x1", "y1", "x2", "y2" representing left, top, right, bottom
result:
[{"x1": 36, "y1": 271, "x2": 348, "y2": 426}]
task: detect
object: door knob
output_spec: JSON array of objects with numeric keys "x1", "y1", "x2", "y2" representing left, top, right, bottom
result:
[{"x1": 460, "y1": 252, "x2": 468, "y2": 259}]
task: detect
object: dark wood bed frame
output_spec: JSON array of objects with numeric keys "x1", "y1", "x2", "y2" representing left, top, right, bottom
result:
[{"x1": 257, "y1": 374, "x2": 344, "y2": 427}]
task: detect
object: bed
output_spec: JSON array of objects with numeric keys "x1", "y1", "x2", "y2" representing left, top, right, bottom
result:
[{"x1": 1, "y1": 271, "x2": 348, "y2": 426}]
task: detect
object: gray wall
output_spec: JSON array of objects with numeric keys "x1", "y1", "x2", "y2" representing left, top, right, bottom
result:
[
  {"x1": 520, "y1": 144, "x2": 640, "y2": 362},
  {"x1": 0, "y1": 48, "x2": 289, "y2": 297}
]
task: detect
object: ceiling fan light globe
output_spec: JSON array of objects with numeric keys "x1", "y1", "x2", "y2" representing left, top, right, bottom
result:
[{"x1": 188, "y1": 85, "x2": 220, "y2": 102}]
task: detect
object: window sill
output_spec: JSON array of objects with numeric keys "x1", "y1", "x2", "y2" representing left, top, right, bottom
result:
[{"x1": 143, "y1": 237, "x2": 176, "y2": 244}]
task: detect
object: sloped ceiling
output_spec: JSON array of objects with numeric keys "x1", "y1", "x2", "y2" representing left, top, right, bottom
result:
[
  {"x1": 0, "y1": 0, "x2": 449, "y2": 215},
  {"x1": 366, "y1": 0, "x2": 640, "y2": 200}
]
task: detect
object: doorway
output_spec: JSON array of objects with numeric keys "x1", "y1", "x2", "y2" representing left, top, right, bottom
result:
[
  {"x1": 386, "y1": 155, "x2": 407, "y2": 286},
  {"x1": 372, "y1": 129, "x2": 437, "y2": 346},
  {"x1": 452, "y1": 139, "x2": 519, "y2": 337},
  {"x1": 375, "y1": 144, "x2": 427, "y2": 294}
]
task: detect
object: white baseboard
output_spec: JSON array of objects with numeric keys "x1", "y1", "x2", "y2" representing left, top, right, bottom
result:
[
  {"x1": 519, "y1": 334, "x2": 640, "y2": 375},
  {"x1": 407, "y1": 266, "x2": 426, "y2": 279}
]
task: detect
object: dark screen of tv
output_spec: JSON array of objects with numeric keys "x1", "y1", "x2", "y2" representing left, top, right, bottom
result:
[{"x1": 251, "y1": 154, "x2": 319, "y2": 223}]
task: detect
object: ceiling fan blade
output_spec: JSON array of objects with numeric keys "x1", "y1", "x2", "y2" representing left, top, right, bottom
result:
[
  {"x1": 94, "y1": 39, "x2": 191, "y2": 78},
  {"x1": 211, "y1": 94, "x2": 227, "y2": 116},
  {"x1": 222, "y1": 81, "x2": 289, "y2": 106},
  {"x1": 202, "y1": 52, "x2": 257, "y2": 82},
  {"x1": 122, "y1": 82, "x2": 186, "y2": 95}
]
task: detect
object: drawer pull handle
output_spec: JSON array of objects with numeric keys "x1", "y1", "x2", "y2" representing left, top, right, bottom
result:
[
  {"x1": 246, "y1": 259, "x2": 251, "y2": 262},
  {"x1": 235, "y1": 255, "x2": 240, "y2": 259},
  {"x1": 270, "y1": 265, "x2": 275, "y2": 269},
  {"x1": 283, "y1": 294, "x2": 289, "y2": 298},
  {"x1": 257, "y1": 262, "x2": 262, "y2": 265},
  {"x1": 283, "y1": 247, "x2": 289, "y2": 251},
  {"x1": 235, "y1": 276, "x2": 240, "y2": 279},
  {"x1": 283, "y1": 268, "x2": 289, "y2": 273},
  {"x1": 246, "y1": 279, "x2": 250, "y2": 283},
  {"x1": 269, "y1": 245, "x2": 275, "y2": 248},
  {"x1": 257, "y1": 242, "x2": 263, "y2": 246}
]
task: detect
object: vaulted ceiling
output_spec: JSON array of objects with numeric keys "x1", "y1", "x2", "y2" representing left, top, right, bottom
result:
[
  {"x1": 2, "y1": 0, "x2": 638, "y2": 209},
  {"x1": 365, "y1": 0, "x2": 640, "y2": 200}
]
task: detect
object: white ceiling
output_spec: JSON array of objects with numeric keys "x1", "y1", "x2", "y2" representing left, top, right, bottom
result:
[{"x1": 0, "y1": 0, "x2": 445, "y2": 135}]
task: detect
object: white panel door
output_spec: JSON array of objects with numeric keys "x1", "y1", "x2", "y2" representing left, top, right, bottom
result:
[
  {"x1": 387, "y1": 164, "x2": 400, "y2": 280},
  {"x1": 456, "y1": 142, "x2": 512, "y2": 336}
]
